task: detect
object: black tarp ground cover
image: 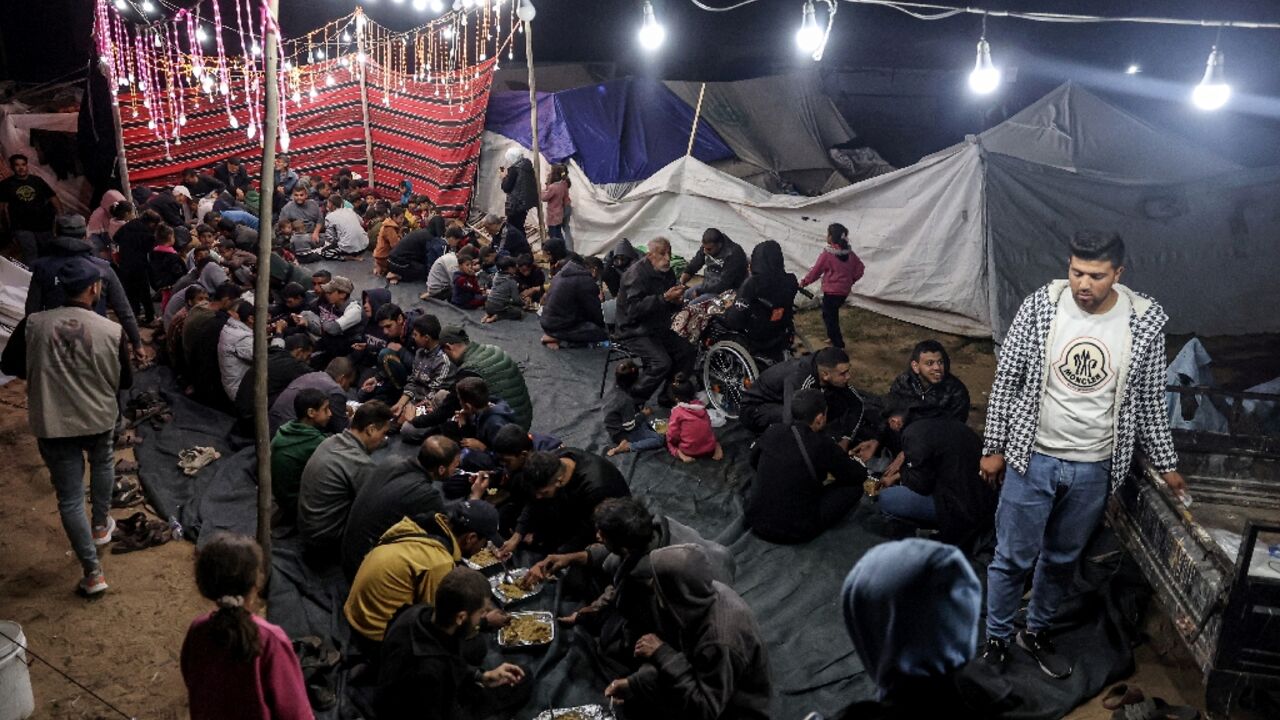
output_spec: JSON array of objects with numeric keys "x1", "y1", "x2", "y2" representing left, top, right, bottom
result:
[{"x1": 125, "y1": 258, "x2": 1140, "y2": 719}]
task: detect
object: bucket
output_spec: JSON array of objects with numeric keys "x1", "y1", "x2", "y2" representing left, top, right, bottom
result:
[{"x1": 0, "y1": 621, "x2": 35, "y2": 720}]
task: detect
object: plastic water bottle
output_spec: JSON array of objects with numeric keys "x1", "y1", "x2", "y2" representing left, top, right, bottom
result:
[
  {"x1": 169, "y1": 516, "x2": 184, "y2": 541},
  {"x1": 594, "y1": 340, "x2": 611, "y2": 348}
]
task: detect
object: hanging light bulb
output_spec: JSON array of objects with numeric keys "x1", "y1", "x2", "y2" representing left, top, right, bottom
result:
[
  {"x1": 325, "y1": 74, "x2": 336, "y2": 87},
  {"x1": 342, "y1": 31, "x2": 352, "y2": 43},
  {"x1": 251, "y1": 43, "x2": 262, "y2": 57},
  {"x1": 1192, "y1": 46, "x2": 1231, "y2": 111},
  {"x1": 339, "y1": 57, "x2": 350, "y2": 67},
  {"x1": 283, "y1": 60, "x2": 292, "y2": 71},
  {"x1": 178, "y1": 113, "x2": 188, "y2": 126},
  {"x1": 442, "y1": 26, "x2": 454, "y2": 40},
  {"x1": 357, "y1": 51, "x2": 368, "y2": 64},
  {"x1": 795, "y1": 1, "x2": 823, "y2": 55},
  {"x1": 229, "y1": 114, "x2": 240, "y2": 129},
  {"x1": 308, "y1": 87, "x2": 319, "y2": 99},
  {"x1": 113, "y1": 0, "x2": 126, "y2": 9},
  {"x1": 141, "y1": 0, "x2": 155, "y2": 12},
  {"x1": 637, "y1": 1, "x2": 664, "y2": 51},
  {"x1": 279, "y1": 127, "x2": 291, "y2": 152},
  {"x1": 196, "y1": 26, "x2": 209, "y2": 43},
  {"x1": 430, "y1": 0, "x2": 444, "y2": 11},
  {"x1": 247, "y1": 121, "x2": 257, "y2": 140},
  {"x1": 1125, "y1": 64, "x2": 1141, "y2": 75},
  {"x1": 291, "y1": 90, "x2": 301, "y2": 103},
  {"x1": 517, "y1": 0, "x2": 537, "y2": 23},
  {"x1": 218, "y1": 80, "x2": 229, "y2": 94},
  {"x1": 968, "y1": 37, "x2": 1001, "y2": 95},
  {"x1": 201, "y1": 75, "x2": 215, "y2": 93},
  {"x1": 147, "y1": 119, "x2": 156, "y2": 130},
  {"x1": 357, "y1": 14, "x2": 368, "y2": 28},
  {"x1": 451, "y1": 0, "x2": 462, "y2": 10},
  {"x1": 463, "y1": 0, "x2": 476, "y2": 8},
  {"x1": 317, "y1": 48, "x2": 327, "y2": 59},
  {"x1": 414, "y1": 0, "x2": 429, "y2": 11}
]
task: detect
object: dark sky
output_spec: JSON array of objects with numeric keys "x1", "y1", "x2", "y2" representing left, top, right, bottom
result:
[{"x1": 6, "y1": 0, "x2": 1280, "y2": 164}]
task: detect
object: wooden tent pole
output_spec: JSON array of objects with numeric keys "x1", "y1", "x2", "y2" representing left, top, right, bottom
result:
[
  {"x1": 254, "y1": 0, "x2": 281, "y2": 576},
  {"x1": 686, "y1": 82, "x2": 706, "y2": 157},
  {"x1": 356, "y1": 12, "x2": 375, "y2": 187},
  {"x1": 524, "y1": 20, "x2": 548, "y2": 247}
]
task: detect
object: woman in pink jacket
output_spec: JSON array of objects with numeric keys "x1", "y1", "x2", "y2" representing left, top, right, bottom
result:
[
  {"x1": 800, "y1": 222, "x2": 865, "y2": 349},
  {"x1": 665, "y1": 380, "x2": 723, "y2": 462}
]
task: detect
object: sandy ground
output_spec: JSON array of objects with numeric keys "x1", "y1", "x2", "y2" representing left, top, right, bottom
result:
[{"x1": 0, "y1": 303, "x2": 1263, "y2": 719}]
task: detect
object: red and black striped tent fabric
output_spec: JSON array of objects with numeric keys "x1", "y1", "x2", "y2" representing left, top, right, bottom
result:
[{"x1": 117, "y1": 58, "x2": 495, "y2": 216}]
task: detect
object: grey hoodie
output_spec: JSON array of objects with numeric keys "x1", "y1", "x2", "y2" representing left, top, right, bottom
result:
[
  {"x1": 297, "y1": 430, "x2": 376, "y2": 549},
  {"x1": 627, "y1": 544, "x2": 771, "y2": 720}
]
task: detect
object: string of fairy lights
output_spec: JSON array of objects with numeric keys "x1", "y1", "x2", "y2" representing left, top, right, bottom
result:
[{"x1": 93, "y1": 1, "x2": 528, "y2": 159}]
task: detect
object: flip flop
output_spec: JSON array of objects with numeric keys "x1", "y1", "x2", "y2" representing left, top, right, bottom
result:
[
  {"x1": 1103, "y1": 683, "x2": 1146, "y2": 711},
  {"x1": 1113, "y1": 698, "x2": 1200, "y2": 720}
]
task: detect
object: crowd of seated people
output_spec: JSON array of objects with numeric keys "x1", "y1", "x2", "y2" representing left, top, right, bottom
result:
[{"x1": 9, "y1": 145, "x2": 1069, "y2": 720}]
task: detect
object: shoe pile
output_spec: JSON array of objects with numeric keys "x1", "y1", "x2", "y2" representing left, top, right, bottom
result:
[
  {"x1": 111, "y1": 477, "x2": 145, "y2": 508},
  {"x1": 110, "y1": 511, "x2": 175, "y2": 554},
  {"x1": 125, "y1": 391, "x2": 172, "y2": 430},
  {"x1": 178, "y1": 446, "x2": 221, "y2": 476},
  {"x1": 292, "y1": 636, "x2": 340, "y2": 711}
]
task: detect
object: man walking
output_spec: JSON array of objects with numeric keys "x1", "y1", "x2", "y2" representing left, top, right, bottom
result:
[
  {"x1": 2, "y1": 258, "x2": 132, "y2": 595},
  {"x1": 0, "y1": 153, "x2": 62, "y2": 263},
  {"x1": 979, "y1": 231, "x2": 1185, "y2": 678}
]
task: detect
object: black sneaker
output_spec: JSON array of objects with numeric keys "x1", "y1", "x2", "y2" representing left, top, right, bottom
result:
[
  {"x1": 979, "y1": 637, "x2": 1009, "y2": 671},
  {"x1": 1017, "y1": 630, "x2": 1073, "y2": 679}
]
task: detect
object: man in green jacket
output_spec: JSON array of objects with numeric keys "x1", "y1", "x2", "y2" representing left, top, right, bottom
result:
[
  {"x1": 440, "y1": 325, "x2": 533, "y2": 431},
  {"x1": 270, "y1": 388, "x2": 332, "y2": 524}
]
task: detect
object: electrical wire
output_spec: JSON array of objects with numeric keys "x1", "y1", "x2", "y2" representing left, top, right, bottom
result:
[
  {"x1": 688, "y1": 0, "x2": 1280, "y2": 30},
  {"x1": 0, "y1": 626, "x2": 136, "y2": 720}
]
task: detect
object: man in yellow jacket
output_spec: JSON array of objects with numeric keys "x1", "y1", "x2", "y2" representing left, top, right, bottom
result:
[{"x1": 345, "y1": 501, "x2": 502, "y2": 655}]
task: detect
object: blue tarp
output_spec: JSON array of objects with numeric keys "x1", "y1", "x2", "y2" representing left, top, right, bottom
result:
[{"x1": 485, "y1": 77, "x2": 734, "y2": 185}]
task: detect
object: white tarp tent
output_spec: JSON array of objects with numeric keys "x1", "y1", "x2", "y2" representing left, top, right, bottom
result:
[
  {"x1": 475, "y1": 82, "x2": 1280, "y2": 339},
  {"x1": 0, "y1": 101, "x2": 91, "y2": 217}
]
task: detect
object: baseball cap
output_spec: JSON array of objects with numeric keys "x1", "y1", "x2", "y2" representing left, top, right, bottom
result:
[
  {"x1": 320, "y1": 276, "x2": 354, "y2": 295},
  {"x1": 54, "y1": 214, "x2": 87, "y2": 238},
  {"x1": 55, "y1": 256, "x2": 104, "y2": 296},
  {"x1": 172, "y1": 185, "x2": 192, "y2": 200},
  {"x1": 451, "y1": 500, "x2": 502, "y2": 545},
  {"x1": 439, "y1": 325, "x2": 469, "y2": 345}
]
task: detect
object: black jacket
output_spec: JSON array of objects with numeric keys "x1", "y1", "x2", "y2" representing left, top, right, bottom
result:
[
  {"x1": 149, "y1": 249, "x2": 187, "y2": 290},
  {"x1": 212, "y1": 163, "x2": 251, "y2": 193},
  {"x1": 500, "y1": 158, "x2": 538, "y2": 214},
  {"x1": 376, "y1": 604, "x2": 481, "y2": 720},
  {"x1": 494, "y1": 221, "x2": 530, "y2": 258},
  {"x1": 145, "y1": 192, "x2": 186, "y2": 228},
  {"x1": 539, "y1": 259, "x2": 604, "y2": 335},
  {"x1": 603, "y1": 386, "x2": 646, "y2": 444},
  {"x1": 233, "y1": 346, "x2": 313, "y2": 420},
  {"x1": 684, "y1": 237, "x2": 748, "y2": 295},
  {"x1": 723, "y1": 240, "x2": 798, "y2": 360},
  {"x1": 603, "y1": 238, "x2": 640, "y2": 297},
  {"x1": 745, "y1": 423, "x2": 866, "y2": 543},
  {"x1": 887, "y1": 370, "x2": 971, "y2": 424},
  {"x1": 115, "y1": 218, "x2": 156, "y2": 272},
  {"x1": 24, "y1": 233, "x2": 141, "y2": 348},
  {"x1": 898, "y1": 417, "x2": 995, "y2": 552},
  {"x1": 183, "y1": 173, "x2": 225, "y2": 198},
  {"x1": 615, "y1": 257, "x2": 679, "y2": 339},
  {"x1": 341, "y1": 456, "x2": 449, "y2": 580},
  {"x1": 741, "y1": 355, "x2": 871, "y2": 442},
  {"x1": 516, "y1": 447, "x2": 630, "y2": 552}
]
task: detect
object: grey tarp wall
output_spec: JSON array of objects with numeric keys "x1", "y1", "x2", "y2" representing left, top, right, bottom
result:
[{"x1": 984, "y1": 151, "x2": 1280, "y2": 340}]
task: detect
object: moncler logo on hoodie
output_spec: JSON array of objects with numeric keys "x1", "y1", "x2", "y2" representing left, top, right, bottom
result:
[{"x1": 1055, "y1": 337, "x2": 1111, "y2": 393}]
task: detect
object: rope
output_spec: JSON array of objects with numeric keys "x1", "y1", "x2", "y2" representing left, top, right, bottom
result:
[{"x1": 0, "y1": 626, "x2": 137, "y2": 720}]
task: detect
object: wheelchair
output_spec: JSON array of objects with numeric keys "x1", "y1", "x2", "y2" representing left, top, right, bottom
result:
[{"x1": 695, "y1": 289, "x2": 814, "y2": 419}]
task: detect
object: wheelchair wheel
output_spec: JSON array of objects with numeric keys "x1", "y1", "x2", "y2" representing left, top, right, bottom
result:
[{"x1": 702, "y1": 340, "x2": 759, "y2": 420}]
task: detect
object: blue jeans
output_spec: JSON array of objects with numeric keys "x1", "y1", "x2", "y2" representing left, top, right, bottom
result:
[
  {"x1": 37, "y1": 432, "x2": 115, "y2": 575},
  {"x1": 878, "y1": 485, "x2": 938, "y2": 526},
  {"x1": 986, "y1": 452, "x2": 1110, "y2": 640},
  {"x1": 622, "y1": 425, "x2": 664, "y2": 452}
]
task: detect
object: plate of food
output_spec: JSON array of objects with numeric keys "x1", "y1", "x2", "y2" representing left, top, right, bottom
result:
[
  {"x1": 465, "y1": 546, "x2": 502, "y2": 571},
  {"x1": 532, "y1": 705, "x2": 614, "y2": 720},
  {"x1": 490, "y1": 568, "x2": 544, "y2": 605},
  {"x1": 497, "y1": 611, "x2": 555, "y2": 649}
]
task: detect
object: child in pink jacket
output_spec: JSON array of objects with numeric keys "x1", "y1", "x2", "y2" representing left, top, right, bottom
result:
[
  {"x1": 666, "y1": 380, "x2": 723, "y2": 463},
  {"x1": 800, "y1": 222, "x2": 865, "y2": 350}
]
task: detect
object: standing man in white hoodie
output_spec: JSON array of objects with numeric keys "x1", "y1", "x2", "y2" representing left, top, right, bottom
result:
[{"x1": 978, "y1": 231, "x2": 1186, "y2": 679}]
